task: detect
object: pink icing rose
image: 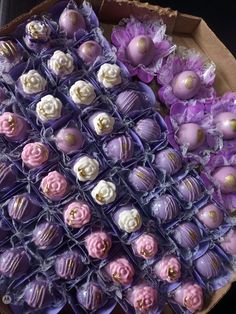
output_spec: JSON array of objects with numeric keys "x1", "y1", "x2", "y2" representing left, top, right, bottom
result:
[
  {"x1": 21, "y1": 142, "x2": 49, "y2": 168},
  {"x1": 182, "y1": 284, "x2": 203, "y2": 312},
  {"x1": 174, "y1": 283, "x2": 203, "y2": 313},
  {"x1": 106, "y1": 257, "x2": 134, "y2": 285},
  {"x1": 85, "y1": 232, "x2": 112, "y2": 259},
  {"x1": 63, "y1": 201, "x2": 91, "y2": 228},
  {"x1": 0, "y1": 112, "x2": 26, "y2": 140},
  {"x1": 133, "y1": 234, "x2": 158, "y2": 259},
  {"x1": 132, "y1": 285, "x2": 158, "y2": 314},
  {"x1": 40, "y1": 170, "x2": 69, "y2": 201},
  {"x1": 155, "y1": 256, "x2": 181, "y2": 283}
]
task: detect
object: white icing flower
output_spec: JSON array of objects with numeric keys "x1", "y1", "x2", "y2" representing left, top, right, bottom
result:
[
  {"x1": 48, "y1": 50, "x2": 74, "y2": 76},
  {"x1": 93, "y1": 112, "x2": 115, "y2": 136},
  {"x1": 73, "y1": 156, "x2": 99, "y2": 182},
  {"x1": 69, "y1": 80, "x2": 96, "y2": 106},
  {"x1": 91, "y1": 180, "x2": 116, "y2": 205},
  {"x1": 20, "y1": 70, "x2": 47, "y2": 95},
  {"x1": 118, "y1": 208, "x2": 142, "y2": 233},
  {"x1": 26, "y1": 20, "x2": 51, "y2": 41},
  {"x1": 36, "y1": 95, "x2": 62, "y2": 122},
  {"x1": 97, "y1": 63, "x2": 122, "y2": 88}
]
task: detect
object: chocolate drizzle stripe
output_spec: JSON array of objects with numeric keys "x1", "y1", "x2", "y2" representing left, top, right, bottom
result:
[
  {"x1": 3, "y1": 252, "x2": 21, "y2": 274},
  {"x1": 40, "y1": 225, "x2": 57, "y2": 246},
  {"x1": 12, "y1": 197, "x2": 27, "y2": 219},
  {"x1": 30, "y1": 285, "x2": 45, "y2": 308}
]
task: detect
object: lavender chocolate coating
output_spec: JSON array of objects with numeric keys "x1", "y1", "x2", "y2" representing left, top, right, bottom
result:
[
  {"x1": 8, "y1": 193, "x2": 40, "y2": 222},
  {"x1": 171, "y1": 70, "x2": 201, "y2": 100},
  {"x1": 115, "y1": 90, "x2": 142, "y2": 116},
  {"x1": 177, "y1": 176, "x2": 202, "y2": 203},
  {"x1": 220, "y1": 228, "x2": 236, "y2": 255},
  {"x1": 128, "y1": 166, "x2": 156, "y2": 192},
  {"x1": 177, "y1": 123, "x2": 206, "y2": 151},
  {"x1": 77, "y1": 282, "x2": 104, "y2": 311},
  {"x1": 173, "y1": 222, "x2": 201, "y2": 249},
  {"x1": 134, "y1": 118, "x2": 161, "y2": 142},
  {"x1": 154, "y1": 148, "x2": 182, "y2": 175},
  {"x1": 33, "y1": 222, "x2": 63, "y2": 250},
  {"x1": 213, "y1": 166, "x2": 236, "y2": 194},
  {"x1": 151, "y1": 194, "x2": 180, "y2": 223},
  {"x1": 0, "y1": 248, "x2": 30, "y2": 278},
  {"x1": 126, "y1": 35, "x2": 155, "y2": 67},
  {"x1": 55, "y1": 251, "x2": 82, "y2": 280},
  {"x1": 59, "y1": 9, "x2": 86, "y2": 38},
  {"x1": 24, "y1": 280, "x2": 51, "y2": 308},
  {"x1": 105, "y1": 135, "x2": 134, "y2": 162},
  {"x1": 197, "y1": 204, "x2": 223, "y2": 229},
  {"x1": 0, "y1": 162, "x2": 17, "y2": 191},
  {"x1": 214, "y1": 112, "x2": 236, "y2": 140},
  {"x1": 55, "y1": 127, "x2": 84, "y2": 154},
  {"x1": 77, "y1": 40, "x2": 102, "y2": 64},
  {"x1": 195, "y1": 251, "x2": 221, "y2": 279}
]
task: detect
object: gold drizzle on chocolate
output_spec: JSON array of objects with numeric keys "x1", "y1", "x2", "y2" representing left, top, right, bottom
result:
[
  {"x1": 224, "y1": 174, "x2": 236, "y2": 189},
  {"x1": 0, "y1": 41, "x2": 17, "y2": 58},
  {"x1": 188, "y1": 230, "x2": 197, "y2": 241},
  {"x1": 137, "y1": 299, "x2": 144, "y2": 310},
  {"x1": 184, "y1": 75, "x2": 195, "y2": 89},
  {"x1": 77, "y1": 168, "x2": 86, "y2": 177}
]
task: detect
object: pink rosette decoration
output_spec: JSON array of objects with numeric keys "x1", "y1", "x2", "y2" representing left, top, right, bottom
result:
[
  {"x1": 106, "y1": 257, "x2": 134, "y2": 285},
  {"x1": 158, "y1": 47, "x2": 216, "y2": 107},
  {"x1": 0, "y1": 112, "x2": 28, "y2": 142},
  {"x1": 131, "y1": 285, "x2": 158, "y2": 314},
  {"x1": 21, "y1": 142, "x2": 49, "y2": 168},
  {"x1": 85, "y1": 231, "x2": 112, "y2": 259},
  {"x1": 166, "y1": 101, "x2": 222, "y2": 165},
  {"x1": 173, "y1": 282, "x2": 203, "y2": 313},
  {"x1": 133, "y1": 234, "x2": 158, "y2": 260},
  {"x1": 154, "y1": 255, "x2": 181, "y2": 283},
  {"x1": 111, "y1": 16, "x2": 175, "y2": 83},
  {"x1": 63, "y1": 201, "x2": 91, "y2": 228},
  {"x1": 40, "y1": 170, "x2": 69, "y2": 201}
]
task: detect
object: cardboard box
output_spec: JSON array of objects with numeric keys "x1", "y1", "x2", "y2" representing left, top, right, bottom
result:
[{"x1": 1, "y1": 0, "x2": 236, "y2": 313}]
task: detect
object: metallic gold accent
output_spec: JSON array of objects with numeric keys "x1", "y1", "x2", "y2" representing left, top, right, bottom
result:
[
  {"x1": 184, "y1": 75, "x2": 195, "y2": 89},
  {"x1": 224, "y1": 174, "x2": 236, "y2": 189},
  {"x1": 65, "y1": 134, "x2": 76, "y2": 145},
  {"x1": 211, "y1": 257, "x2": 219, "y2": 270},
  {"x1": 230, "y1": 119, "x2": 236, "y2": 132},
  {"x1": 168, "y1": 152, "x2": 177, "y2": 163},
  {"x1": 137, "y1": 299, "x2": 144, "y2": 310},
  {"x1": 137, "y1": 37, "x2": 148, "y2": 54},
  {"x1": 136, "y1": 171, "x2": 146, "y2": 180},
  {"x1": 77, "y1": 168, "x2": 86, "y2": 177},
  {"x1": 70, "y1": 208, "x2": 77, "y2": 219},
  {"x1": 167, "y1": 266, "x2": 177, "y2": 280},
  {"x1": 28, "y1": 23, "x2": 46, "y2": 40},
  {"x1": 112, "y1": 272, "x2": 121, "y2": 282},
  {"x1": 7, "y1": 115, "x2": 16, "y2": 131},
  {"x1": 97, "y1": 117, "x2": 107, "y2": 132},
  {"x1": 197, "y1": 129, "x2": 205, "y2": 143},
  {"x1": 184, "y1": 296, "x2": 191, "y2": 308},
  {"x1": 230, "y1": 209, "x2": 236, "y2": 217},
  {"x1": 96, "y1": 193, "x2": 104, "y2": 203},
  {"x1": 140, "y1": 248, "x2": 152, "y2": 257},
  {"x1": 188, "y1": 230, "x2": 197, "y2": 241},
  {"x1": 208, "y1": 210, "x2": 217, "y2": 221},
  {"x1": 0, "y1": 41, "x2": 17, "y2": 58},
  {"x1": 36, "y1": 144, "x2": 49, "y2": 160},
  {"x1": 69, "y1": 12, "x2": 79, "y2": 26},
  {"x1": 101, "y1": 240, "x2": 109, "y2": 252}
]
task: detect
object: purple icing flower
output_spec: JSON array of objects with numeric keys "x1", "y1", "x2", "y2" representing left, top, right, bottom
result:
[
  {"x1": 111, "y1": 16, "x2": 174, "y2": 83},
  {"x1": 158, "y1": 47, "x2": 216, "y2": 107}
]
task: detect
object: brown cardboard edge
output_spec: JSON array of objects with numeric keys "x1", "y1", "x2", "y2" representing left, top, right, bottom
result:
[
  {"x1": 0, "y1": 0, "x2": 236, "y2": 313},
  {"x1": 98, "y1": 0, "x2": 177, "y2": 33}
]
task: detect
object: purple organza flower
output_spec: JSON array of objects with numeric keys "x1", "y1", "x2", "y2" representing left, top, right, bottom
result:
[
  {"x1": 158, "y1": 46, "x2": 216, "y2": 107},
  {"x1": 166, "y1": 102, "x2": 222, "y2": 165},
  {"x1": 111, "y1": 16, "x2": 175, "y2": 83},
  {"x1": 201, "y1": 147, "x2": 236, "y2": 216}
]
